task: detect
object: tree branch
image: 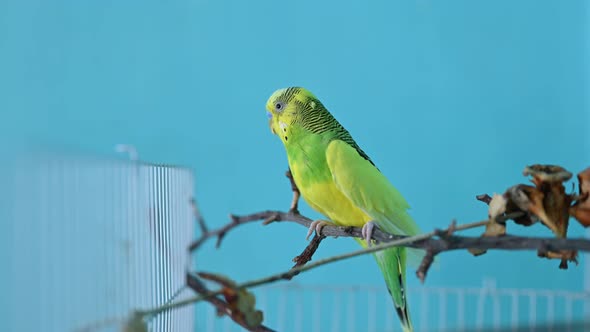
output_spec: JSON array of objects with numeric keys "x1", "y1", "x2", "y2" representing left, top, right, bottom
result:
[
  {"x1": 228, "y1": 209, "x2": 590, "y2": 281},
  {"x1": 191, "y1": 208, "x2": 590, "y2": 289},
  {"x1": 139, "y1": 212, "x2": 590, "y2": 319},
  {"x1": 190, "y1": 201, "x2": 590, "y2": 282}
]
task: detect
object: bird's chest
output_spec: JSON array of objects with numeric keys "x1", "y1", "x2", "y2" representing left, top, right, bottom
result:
[
  {"x1": 285, "y1": 137, "x2": 332, "y2": 189},
  {"x1": 285, "y1": 137, "x2": 368, "y2": 226}
]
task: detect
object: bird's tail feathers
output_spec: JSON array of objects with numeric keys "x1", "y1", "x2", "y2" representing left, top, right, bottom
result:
[
  {"x1": 375, "y1": 247, "x2": 414, "y2": 332},
  {"x1": 394, "y1": 294, "x2": 413, "y2": 332}
]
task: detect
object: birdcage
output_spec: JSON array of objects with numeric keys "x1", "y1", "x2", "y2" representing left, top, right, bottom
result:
[{"x1": 7, "y1": 152, "x2": 195, "y2": 332}]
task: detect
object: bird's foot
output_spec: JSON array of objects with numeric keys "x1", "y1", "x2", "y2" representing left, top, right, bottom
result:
[
  {"x1": 361, "y1": 221, "x2": 378, "y2": 247},
  {"x1": 306, "y1": 219, "x2": 332, "y2": 240}
]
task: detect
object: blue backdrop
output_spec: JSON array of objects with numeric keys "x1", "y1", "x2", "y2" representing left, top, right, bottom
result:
[{"x1": 1, "y1": 0, "x2": 588, "y2": 329}]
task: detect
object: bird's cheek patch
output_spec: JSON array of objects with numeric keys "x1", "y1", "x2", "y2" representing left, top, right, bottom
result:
[{"x1": 279, "y1": 121, "x2": 288, "y2": 133}]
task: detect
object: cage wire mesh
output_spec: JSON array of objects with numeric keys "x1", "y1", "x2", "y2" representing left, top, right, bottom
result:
[
  {"x1": 196, "y1": 281, "x2": 590, "y2": 332},
  {"x1": 7, "y1": 152, "x2": 195, "y2": 332}
]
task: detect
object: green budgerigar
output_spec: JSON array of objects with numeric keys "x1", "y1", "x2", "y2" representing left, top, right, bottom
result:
[{"x1": 265, "y1": 87, "x2": 421, "y2": 332}]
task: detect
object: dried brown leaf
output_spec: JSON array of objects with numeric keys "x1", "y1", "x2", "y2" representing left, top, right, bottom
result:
[
  {"x1": 523, "y1": 165, "x2": 572, "y2": 237},
  {"x1": 506, "y1": 185, "x2": 552, "y2": 228},
  {"x1": 517, "y1": 165, "x2": 578, "y2": 269},
  {"x1": 571, "y1": 167, "x2": 590, "y2": 227},
  {"x1": 198, "y1": 272, "x2": 264, "y2": 328},
  {"x1": 523, "y1": 164, "x2": 572, "y2": 185},
  {"x1": 537, "y1": 249, "x2": 578, "y2": 270},
  {"x1": 571, "y1": 206, "x2": 590, "y2": 227},
  {"x1": 541, "y1": 185, "x2": 570, "y2": 238},
  {"x1": 578, "y1": 167, "x2": 590, "y2": 200}
]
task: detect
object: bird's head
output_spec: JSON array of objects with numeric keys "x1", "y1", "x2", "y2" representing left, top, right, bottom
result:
[{"x1": 265, "y1": 87, "x2": 319, "y2": 145}]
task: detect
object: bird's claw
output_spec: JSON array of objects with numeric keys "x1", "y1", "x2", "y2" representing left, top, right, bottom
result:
[
  {"x1": 361, "y1": 221, "x2": 377, "y2": 247},
  {"x1": 306, "y1": 220, "x2": 331, "y2": 240}
]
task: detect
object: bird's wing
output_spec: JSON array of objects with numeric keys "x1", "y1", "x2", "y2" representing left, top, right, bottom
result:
[{"x1": 325, "y1": 139, "x2": 421, "y2": 237}]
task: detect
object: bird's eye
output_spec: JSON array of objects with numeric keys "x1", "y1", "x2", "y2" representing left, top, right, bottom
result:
[{"x1": 275, "y1": 102, "x2": 284, "y2": 111}]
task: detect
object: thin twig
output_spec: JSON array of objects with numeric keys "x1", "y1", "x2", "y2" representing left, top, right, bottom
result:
[
  {"x1": 476, "y1": 193, "x2": 493, "y2": 205},
  {"x1": 286, "y1": 168, "x2": 301, "y2": 214},
  {"x1": 188, "y1": 210, "x2": 311, "y2": 252},
  {"x1": 416, "y1": 249, "x2": 437, "y2": 283},
  {"x1": 290, "y1": 234, "x2": 326, "y2": 279},
  {"x1": 191, "y1": 197, "x2": 208, "y2": 234},
  {"x1": 189, "y1": 214, "x2": 254, "y2": 251},
  {"x1": 416, "y1": 220, "x2": 457, "y2": 283}
]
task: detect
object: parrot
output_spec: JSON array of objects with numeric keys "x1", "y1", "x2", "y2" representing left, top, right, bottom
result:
[{"x1": 265, "y1": 87, "x2": 422, "y2": 332}]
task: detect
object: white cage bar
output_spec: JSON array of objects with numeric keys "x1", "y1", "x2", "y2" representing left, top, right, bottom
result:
[
  {"x1": 8, "y1": 153, "x2": 195, "y2": 332},
  {"x1": 196, "y1": 281, "x2": 590, "y2": 332}
]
